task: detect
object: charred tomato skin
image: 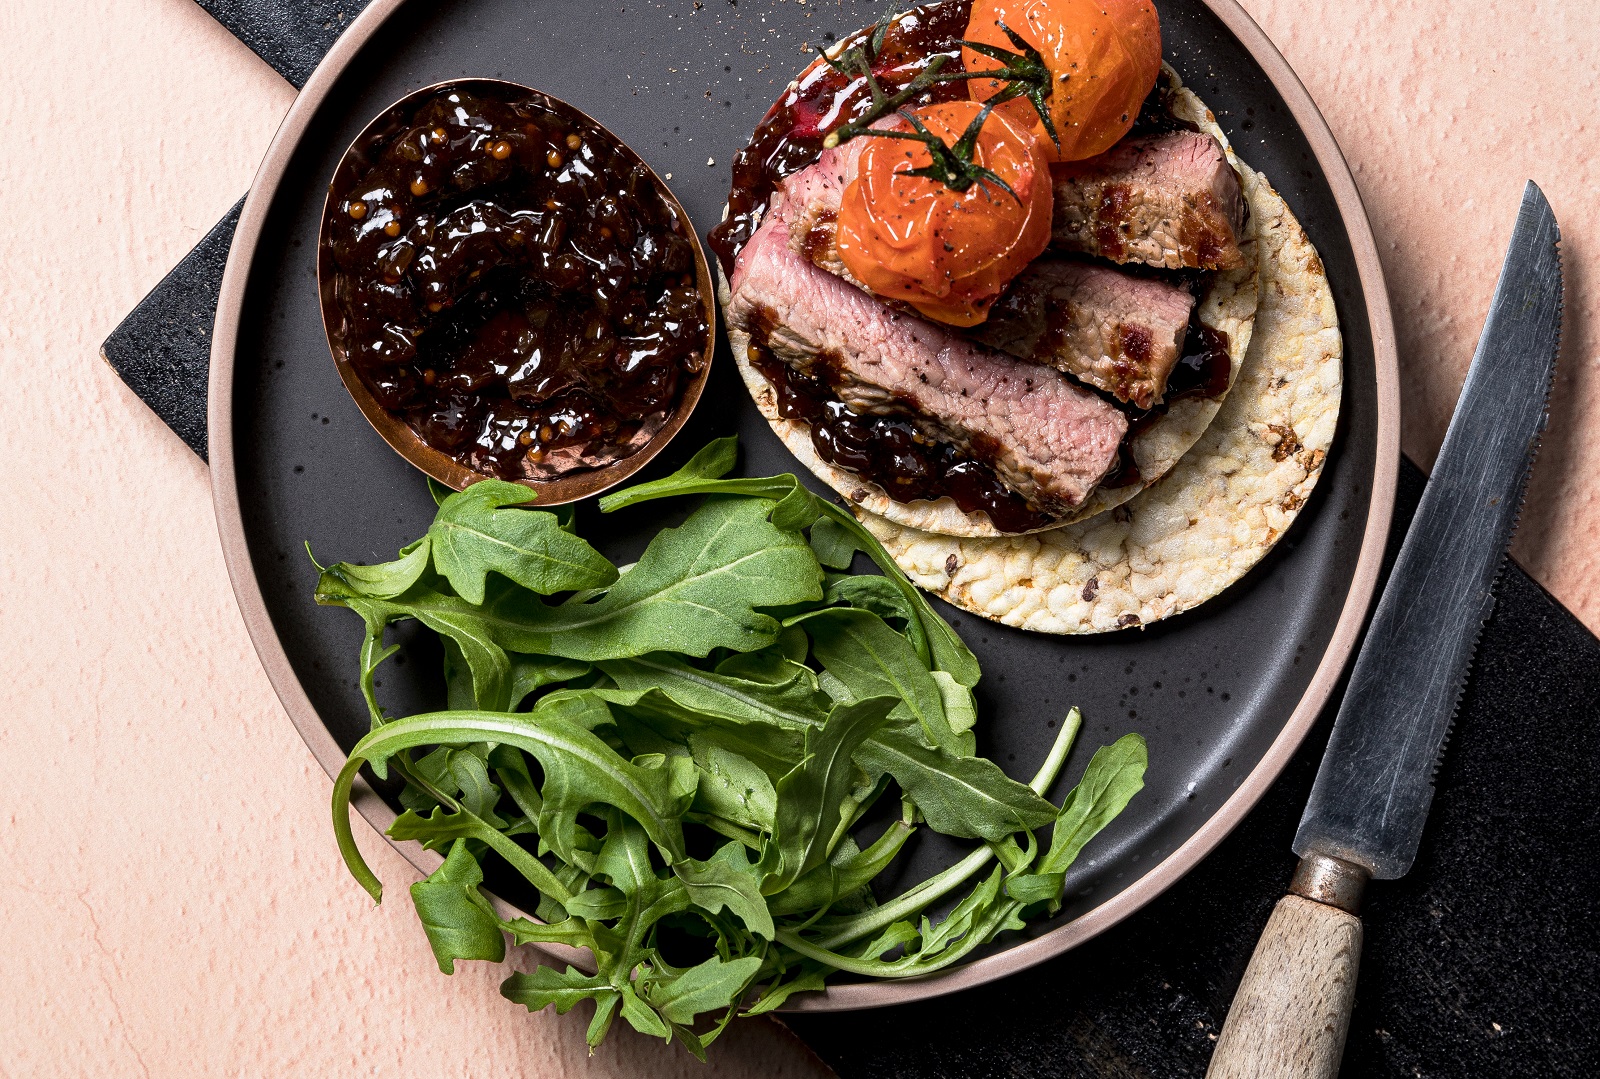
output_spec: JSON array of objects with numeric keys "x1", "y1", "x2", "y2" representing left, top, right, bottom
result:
[
  {"x1": 835, "y1": 100, "x2": 1052, "y2": 327},
  {"x1": 963, "y1": 0, "x2": 1162, "y2": 163}
]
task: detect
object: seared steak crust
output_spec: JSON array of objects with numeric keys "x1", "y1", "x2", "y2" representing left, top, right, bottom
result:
[
  {"x1": 1051, "y1": 130, "x2": 1246, "y2": 271},
  {"x1": 728, "y1": 217, "x2": 1128, "y2": 512},
  {"x1": 972, "y1": 259, "x2": 1197, "y2": 409}
]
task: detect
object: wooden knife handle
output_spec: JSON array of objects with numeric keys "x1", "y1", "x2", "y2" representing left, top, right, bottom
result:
[{"x1": 1206, "y1": 855, "x2": 1369, "y2": 1079}]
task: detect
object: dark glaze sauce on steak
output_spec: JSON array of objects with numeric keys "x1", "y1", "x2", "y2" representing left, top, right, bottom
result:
[
  {"x1": 711, "y1": 0, "x2": 1236, "y2": 527},
  {"x1": 744, "y1": 316, "x2": 1055, "y2": 533},
  {"x1": 326, "y1": 85, "x2": 708, "y2": 481},
  {"x1": 1111, "y1": 315, "x2": 1233, "y2": 485}
]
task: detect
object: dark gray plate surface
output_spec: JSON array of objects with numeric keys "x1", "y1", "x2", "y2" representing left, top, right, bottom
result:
[{"x1": 216, "y1": 0, "x2": 1392, "y2": 1006}]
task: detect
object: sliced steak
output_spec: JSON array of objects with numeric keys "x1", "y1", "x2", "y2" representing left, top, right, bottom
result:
[
  {"x1": 728, "y1": 217, "x2": 1127, "y2": 512},
  {"x1": 972, "y1": 259, "x2": 1197, "y2": 409},
  {"x1": 1051, "y1": 130, "x2": 1246, "y2": 271},
  {"x1": 772, "y1": 139, "x2": 863, "y2": 284}
]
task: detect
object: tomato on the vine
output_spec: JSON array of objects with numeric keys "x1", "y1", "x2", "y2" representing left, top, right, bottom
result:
[
  {"x1": 963, "y1": 0, "x2": 1162, "y2": 162},
  {"x1": 835, "y1": 100, "x2": 1052, "y2": 327}
]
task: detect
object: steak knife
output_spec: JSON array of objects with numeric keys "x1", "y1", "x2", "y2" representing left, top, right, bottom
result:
[{"x1": 1206, "y1": 182, "x2": 1563, "y2": 1079}]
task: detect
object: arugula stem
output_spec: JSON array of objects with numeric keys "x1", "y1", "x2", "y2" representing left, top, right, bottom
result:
[
  {"x1": 814, "y1": 502, "x2": 934, "y2": 668},
  {"x1": 788, "y1": 711, "x2": 1081, "y2": 952},
  {"x1": 391, "y1": 754, "x2": 453, "y2": 808},
  {"x1": 775, "y1": 915, "x2": 988, "y2": 978},
  {"x1": 803, "y1": 844, "x2": 995, "y2": 952},
  {"x1": 685, "y1": 812, "x2": 764, "y2": 851},
  {"x1": 358, "y1": 625, "x2": 398, "y2": 731},
  {"x1": 469, "y1": 820, "x2": 576, "y2": 909},
  {"x1": 1031, "y1": 707, "x2": 1083, "y2": 796}
]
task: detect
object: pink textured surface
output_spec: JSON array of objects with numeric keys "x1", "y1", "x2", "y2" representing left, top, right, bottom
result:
[{"x1": 0, "y1": 0, "x2": 1593, "y2": 1074}]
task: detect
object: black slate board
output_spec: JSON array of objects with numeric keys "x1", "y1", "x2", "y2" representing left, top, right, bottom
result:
[
  {"x1": 100, "y1": 199, "x2": 241, "y2": 459},
  {"x1": 196, "y1": 0, "x2": 362, "y2": 89},
  {"x1": 104, "y1": 3, "x2": 1600, "y2": 1074}
]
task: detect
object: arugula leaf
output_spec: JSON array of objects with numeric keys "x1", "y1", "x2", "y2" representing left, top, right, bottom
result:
[
  {"x1": 854, "y1": 919, "x2": 921, "y2": 963},
  {"x1": 674, "y1": 842, "x2": 774, "y2": 940},
  {"x1": 577, "y1": 681, "x2": 808, "y2": 782},
  {"x1": 742, "y1": 963, "x2": 830, "y2": 1016},
  {"x1": 789, "y1": 606, "x2": 967, "y2": 755},
  {"x1": 931, "y1": 671, "x2": 978, "y2": 736},
  {"x1": 586, "y1": 990, "x2": 623, "y2": 1048},
  {"x1": 644, "y1": 954, "x2": 763, "y2": 1026},
  {"x1": 508, "y1": 654, "x2": 591, "y2": 710},
  {"x1": 808, "y1": 515, "x2": 860, "y2": 570},
  {"x1": 409, "y1": 839, "x2": 506, "y2": 974},
  {"x1": 495, "y1": 498, "x2": 823, "y2": 660},
  {"x1": 446, "y1": 748, "x2": 505, "y2": 826},
  {"x1": 389, "y1": 803, "x2": 573, "y2": 917},
  {"x1": 794, "y1": 717, "x2": 1085, "y2": 953},
  {"x1": 321, "y1": 582, "x2": 516, "y2": 713},
  {"x1": 601, "y1": 652, "x2": 828, "y2": 736},
  {"x1": 1033, "y1": 733, "x2": 1148, "y2": 913},
  {"x1": 824, "y1": 572, "x2": 914, "y2": 627},
  {"x1": 686, "y1": 736, "x2": 779, "y2": 834},
  {"x1": 855, "y1": 725, "x2": 1057, "y2": 841},
  {"x1": 599, "y1": 444, "x2": 978, "y2": 690},
  {"x1": 768, "y1": 818, "x2": 915, "y2": 917},
  {"x1": 592, "y1": 813, "x2": 692, "y2": 979},
  {"x1": 503, "y1": 917, "x2": 596, "y2": 951},
  {"x1": 762, "y1": 696, "x2": 897, "y2": 893},
  {"x1": 440, "y1": 636, "x2": 476, "y2": 711},
  {"x1": 486, "y1": 745, "x2": 541, "y2": 816},
  {"x1": 563, "y1": 886, "x2": 629, "y2": 922},
  {"x1": 428, "y1": 480, "x2": 616, "y2": 604},
  {"x1": 501, "y1": 965, "x2": 615, "y2": 1017},
  {"x1": 317, "y1": 538, "x2": 433, "y2": 600},
  {"x1": 714, "y1": 643, "x2": 808, "y2": 683},
  {"x1": 619, "y1": 985, "x2": 672, "y2": 1040},
  {"x1": 605, "y1": 436, "x2": 740, "y2": 503},
  {"x1": 777, "y1": 864, "x2": 1013, "y2": 979}
]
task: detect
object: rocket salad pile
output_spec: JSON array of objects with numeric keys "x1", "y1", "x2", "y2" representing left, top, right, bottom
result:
[{"x1": 314, "y1": 438, "x2": 1146, "y2": 1055}]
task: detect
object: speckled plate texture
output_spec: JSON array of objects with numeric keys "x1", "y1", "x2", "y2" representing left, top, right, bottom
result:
[{"x1": 209, "y1": 0, "x2": 1398, "y2": 1010}]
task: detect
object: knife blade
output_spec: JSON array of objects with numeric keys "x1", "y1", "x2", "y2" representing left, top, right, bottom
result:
[
  {"x1": 1295, "y1": 181, "x2": 1563, "y2": 879},
  {"x1": 1207, "y1": 181, "x2": 1563, "y2": 1079}
]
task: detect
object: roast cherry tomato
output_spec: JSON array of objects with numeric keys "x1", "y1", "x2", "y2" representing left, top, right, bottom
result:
[
  {"x1": 835, "y1": 100, "x2": 1052, "y2": 327},
  {"x1": 963, "y1": 0, "x2": 1162, "y2": 162}
]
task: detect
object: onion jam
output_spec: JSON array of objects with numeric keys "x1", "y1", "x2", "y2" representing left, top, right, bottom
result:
[{"x1": 325, "y1": 84, "x2": 709, "y2": 481}]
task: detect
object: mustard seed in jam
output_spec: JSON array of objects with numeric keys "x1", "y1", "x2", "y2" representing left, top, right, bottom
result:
[{"x1": 325, "y1": 84, "x2": 709, "y2": 480}]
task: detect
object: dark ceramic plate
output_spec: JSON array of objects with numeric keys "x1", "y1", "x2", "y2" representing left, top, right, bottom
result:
[{"x1": 210, "y1": 0, "x2": 1398, "y2": 1010}]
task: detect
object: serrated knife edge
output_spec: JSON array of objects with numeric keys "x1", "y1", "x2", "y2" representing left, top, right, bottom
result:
[{"x1": 1292, "y1": 181, "x2": 1563, "y2": 880}]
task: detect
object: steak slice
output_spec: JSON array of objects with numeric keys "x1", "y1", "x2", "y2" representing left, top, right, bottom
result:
[
  {"x1": 1051, "y1": 130, "x2": 1247, "y2": 271},
  {"x1": 772, "y1": 139, "x2": 863, "y2": 284},
  {"x1": 728, "y1": 217, "x2": 1128, "y2": 512},
  {"x1": 971, "y1": 258, "x2": 1197, "y2": 409}
]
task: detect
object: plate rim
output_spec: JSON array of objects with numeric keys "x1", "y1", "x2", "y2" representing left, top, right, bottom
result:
[{"x1": 208, "y1": 0, "x2": 1400, "y2": 1012}]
